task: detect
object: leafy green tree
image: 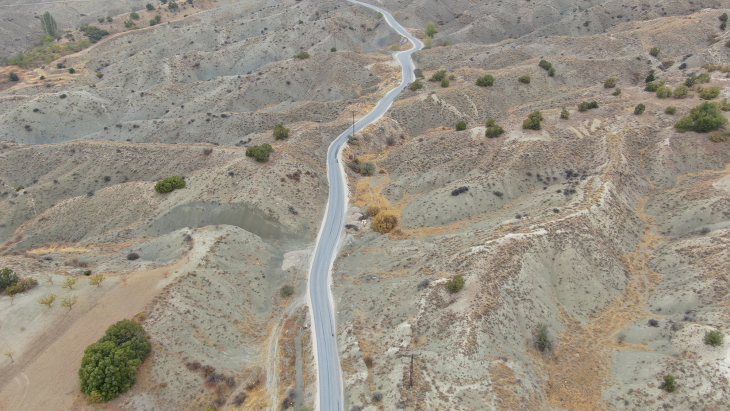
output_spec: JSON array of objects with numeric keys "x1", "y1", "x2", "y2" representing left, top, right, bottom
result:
[
  {"x1": 0, "y1": 268, "x2": 19, "y2": 292},
  {"x1": 522, "y1": 111, "x2": 543, "y2": 130},
  {"x1": 645, "y1": 71, "x2": 656, "y2": 83},
  {"x1": 645, "y1": 81, "x2": 661, "y2": 92},
  {"x1": 659, "y1": 375, "x2": 676, "y2": 392},
  {"x1": 675, "y1": 102, "x2": 728, "y2": 132},
  {"x1": 273, "y1": 124, "x2": 290, "y2": 140},
  {"x1": 246, "y1": 143, "x2": 274, "y2": 162},
  {"x1": 425, "y1": 21, "x2": 436, "y2": 38},
  {"x1": 79, "y1": 320, "x2": 151, "y2": 402},
  {"x1": 61, "y1": 295, "x2": 78, "y2": 310},
  {"x1": 476, "y1": 74, "x2": 494, "y2": 87},
  {"x1": 89, "y1": 274, "x2": 105, "y2": 286},
  {"x1": 154, "y1": 176, "x2": 186, "y2": 193},
  {"x1": 360, "y1": 162, "x2": 375, "y2": 176},
  {"x1": 486, "y1": 125, "x2": 505, "y2": 138},
  {"x1": 41, "y1": 11, "x2": 58, "y2": 38},
  {"x1": 80, "y1": 25, "x2": 110, "y2": 43},
  {"x1": 168, "y1": 1, "x2": 178, "y2": 10},
  {"x1": 634, "y1": 104, "x2": 646, "y2": 115},
  {"x1": 456, "y1": 121, "x2": 466, "y2": 131},
  {"x1": 8, "y1": 72, "x2": 18, "y2": 81},
  {"x1": 705, "y1": 329, "x2": 724, "y2": 346},
  {"x1": 445, "y1": 275, "x2": 464, "y2": 293},
  {"x1": 38, "y1": 294, "x2": 57, "y2": 307}
]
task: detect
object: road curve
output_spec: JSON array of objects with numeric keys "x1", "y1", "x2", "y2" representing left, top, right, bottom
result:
[{"x1": 307, "y1": 2, "x2": 423, "y2": 411}]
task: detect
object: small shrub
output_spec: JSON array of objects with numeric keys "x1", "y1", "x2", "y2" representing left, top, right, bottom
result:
[
  {"x1": 273, "y1": 123, "x2": 289, "y2": 140},
  {"x1": 534, "y1": 323, "x2": 552, "y2": 352},
  {"x1": 130, "y1": 12, "x2": 139, "y2": 20},
  {"x1": 648, "y1": 319, "x2": 659, "y2": 327},
  {"x1": 656, "y1": 85, "x2": 673, "y2": 98},
  {"x1": 538, "y1": 59, "x2": 552, "y2": 70},
  {"x1": 146, "y1": 3, "x2": 154, "y2": 10},
  {"x1": 430, "y1": 70, "x2": 446, "y2": 82},
  {"x1": 673, "y1": 85, "x2": 689, "y2": 99},
  {"x1": 634, "y1": 104, "x2": 646, "y2": 115},
  {"x1": 154, "y1": 175, "x2": 186, "y2": 193},
  {"x1": 441, "y1": 78, "x2": 449, "y2": 87},
  {"x1": 675, "y1": 102, "x2": 728, "y2": 132},
  {"x1": 408, "y1": 79, "x2": 423, "y2": 91},
  {"x1": 417, "y1": 279, "x2": 430, "y2": 290},
  {"x1": 245, "y1": 143, "x2": 274, "y2": 162},
  {"x1": 665, "y1": 106, "x2": 677, "y2": 115},
  {"x1": 425, "y1": 21, "x2": 436, "y2": 38},
  {"x1": 423, "y1": 36, "x2": 433, "y2": 49},
  {"x1": 645, "y1": 81, "x2": 661, "y2": 92},
  {"x1": 363, "y1": 355, "x2": 374, "y2": 368},
  {"x1": 445, "y1": 275, "x2": 465, "y2": 293},
  {"x1": 645, "y1": 71, "x2": 656, "y2": 83},
  {"x1": 486, "y1": 125, "x2": 505, "y2": 138},
  {"x1": 561, "y1": 108, "x2": 570, "y2": 119},
  {"x1": 372, "y1": 392, "x2": 383, "y2": 402},
  {"x1": 89, "y1": 274, "x2": 105, "y2": 286},
  {"x1": 62, "y1": 277, "x2": 77, "y2": 290},
  {"x1": 5, "y1": 277, "x2": 38, "y2": 297},
  {"x1": 61, "y1": 295, "x2": 78, "y2": 311},
  {"x1": 659, "y1": 375, "x2": 676, "y2": 393},
  {"x1": 79, "y1": 25, "x2": 110, "y2": 43},
  {"x1": 518, "y1": 75, "x2": 531, "y2": 84},
  {"x1": 721, "y1": 98, "x2": 730, "y2": 111},
  {"x1": 127, "y1": 252, "x2": 140, "y2": 261},
  {"x1": 700, "y1": 86, "x2": 720, "y2": 100},
  {"x1": 168, "y1": 1, "x2": 178, "y2": 10},
  {"x1": 650, "y1": 47, "x2": 661, "y2": 57},
  {"x1": 38, "y1": 294, "x2": 57, "y2": 307},
  {"x1": 548, "y1": 67, "x2": 555, "y2": 77},
  {"x1": 360, "y1": 161, "x2": 375, "y2": 176},
  {"x1": 331, "y1": 47, "x2": 337, "y2": 52},
  {"x1": 377, "y1": 12, "x2": 383, "y2": 18},
  {"x1": 709, "y1": 132, "x2": 728, "y2": 142},
  {"x1": 486, "y1": 118, "x2": 496, "y2": 127},
  {"x1": 8, "y1": 72, "x2": 19, "y2": 81},
  {"x1": 294, "y1": 51, "x2": 309, "y2": 59},
  {"x1": 456, "y1": 121, "x2": 466, "y2": 131},
  {"x1": 84, "y1": 270, "x2": 92, "y2": 276},
  {"x1": 705, "y1": 329, "x2": 725, "y2": 346},
  {"x1": 15, "y1": 186, "x2": 24, "y2": 191},
  {"x1": 390, "y1": 43, "x2": 401, "y2": 51},
  {"x1": 365, "y1": 206, "x2": 380, "y2": 217},
  {"x1": 372, "y1": 212, "x2": 398, "y2": 233},
  {"x1": 280, "y1": 285, "x2": 294, "y2": 298},
  {"x1": 522, "y1": 110, "x2": 543, "y2": 130},
  {"x1": 721, "y1": 13, "x2": 729, "y2": 22},
  {"x1": 604, "y1": 78, "x2": 616, "y2": 88},
  {"x1": 68, "y1": 67, "x2": 75, "y2": 74},
  {"x1": 697, "y1": 73, "x2": 712, "y2": 84},
  {"x1": 726, "y1": 39, "x2": 730, "y2": 48},
  {"x1": 476, "y1": 74, "x2": 494, "y2": 87}
]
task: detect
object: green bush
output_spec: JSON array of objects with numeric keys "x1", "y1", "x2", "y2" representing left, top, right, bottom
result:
[
  {"x1": 445, "y1": 275, "x2": 464, "y2": 293},
  {"x1": 674, "y1": 102, "x2": 728, "y2": 132},
  {"x1": 698, "y1": 73, "x2": 711, "y2": 84},
  {"x1": 486, "y1": 118, "x2": 496, "y2": 127},
  {"x1": 280, "y1": 285, "x2": 294, "y2": 298},
  {"x1": 377, "y1": 12, "x2": 383, "y2": 18},
  {"x1": 429, "y1": 69, "x2": 446, "y2": 82},
  {"x1": 372, "y1": 212, "x2": 397, "y2": 233},
  {"x1": 645, "y1": 71, "x2": 656, "y2": 83},
  {"x1": 146, "y1": 3, "x2": 154, "y2": 10},
  {"x1": 68, "y1": 67, "x2": 75, "y2": 74},
  {"x1": 705, "y1": 329, "x2": 724, "y2": 346},
  {"x1": 425, "y1": 21, "x2": 436, "y2": 38},
  {"x1": 106, "y1": 16, "x2": 113, "y2": 22},
  {"x1": 578, "y1": 101, "x2": 599, "y2": 111},
  {"x1": 650, "y1": 47, "x2": 661, "y2": 57},
  {"x1": 245, "y1": 143, "x2": 274, "y2": 162},
  {"x1": 538, "y1": 59, "x2": 552, "y2": 70},
  {"x1": 673, "y1": 85, "x2": 689, "y2": 99},
  {"x1": 645, "y1": 81, "x2": 661, "y2": 92},
  {"x1": 656, "y1": 85, "x2": 673, "y2": 98},
  {"x1": 518, "y1": 75, "x2": 531, "y2": 84},
  {"x1": 456, "y1": 121, "x2": 466, "y2": 131},
  {"x1": 665, "y1": 106, "x2": 677, "y2": 115},
  {"x1": 408, "y1": 79, "x2": 423, "y2": 91},
  {"x1": 604, "y1": 78, "x2": 616, "y2": 88},
  {"x1": 441, "y1": 78, "x2": 449, "y2": 87},
  {"x1": 486, "y1": 125, "x2": 505, "y2": 138},
  {"x1": 700, "y1": 86, "x2": 720, "y2": 100},
  {"x1": 726, "y1": 39, "x2": 730, "y2": 48},
  {"x1": 476, "y1": 74, "x2": 494, "y2": 87},
  {"x1": 634, "y1": 104, "x2": 646, "y2": 115},
  {"x1": 8, "y1": 72, "x2": 18, "y2": 81},
  {"x1": 79, "y1": 320, "x2": 150, "y2": 402},
  {"x1": 15, "y1": 186, "x2": 24, "y2": 191},
  {"x1": 534, "y1": 322, "x2": 551, "y2": 352},
  {"x1": 361, "y1": 161, "x2": 375, "y2": 176},
  {"x1": 80, "y1": 25, "x2": 110, "y2": 43},
  {"x1": 154, "y1": 176, "x2": 186, "y2": 193},
  {"x1": 548, "y1": 67, "x2": 555, "y2": 77},
  {"x1": 561, "y1": 108, "x2": 570, "y2": 119},
  {"x1": 710, "y1": 132, "x2": 728, "y2": 142},
  {"x1": 294, "y1": 51, "x2": 309, "y2": 59},
  {"x1": 613, "y1": 88, "x2": 622, "y2": 96},
  {"x1": 6, "y1": 277, "x2": 38, "y2": 297},
  {"x1": 390, "y1": 43, "x2": 401, "y2": 51},
  {"x1": 331, "y1": 47, "x2": 336, "y2": 52},
  {"x1": 659, "y1": 375, "x2": 676, "y2": 393},
  {"x1": 168, "y1": 1, "x2": 178, "y2": 10},
  {"x1": 130, "y1": 12, "x2": 139, "y2": 20},
  {"x1": 273, "y1": 123, "x2": 289, "y2": 140},
  {"x1": 523, "y1": 110, "x2": 543, "y2": 130},
  {"x1": 0, "y1": 268, "x2": 19, "y2": 292},
  {"x1": 720, "y1": 98, "x2": 730, "y2": 111}
]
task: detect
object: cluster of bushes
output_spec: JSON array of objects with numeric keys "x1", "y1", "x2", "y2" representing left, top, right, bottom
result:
[
  {"x1": 372, "y1": 212, "x2": 397, "y2": 233},
  {"x1": 578, "y1": 101, "x2": 598, "y2": 112},
  {"x1": 451, "y1": 186, "x2": 469, "y2": 196},
  {"x1": 154, "y1": 175, "x2": 185, "y2": 193},
  {"x1": 78, "y1": 320, "x2": 150, "y2": 402},
  {"x1": 408, "y1": 79, "x2": 423, "y2": 91},
  {"x1": 538, "y1": 60, "x2": 555, "y2": 76},
  {"x1": 273, "y1": 123, "x2": 289, "y2": 140},
  {"x1": 246, "y1": 143, "x2": 274, "y2": 162},
  {"x1": 445, "y1": 275, "x2": 464, "y2": 293},
  {"x1": 522, "y1": 111, "x2": 543, "y2": 130},
  {"x1": 475, "y1": 74, "x2": 494, "y2": 87},
  {"x1": 699, "y1": 86, "x2": 721, "y2": 100},
  {"x1": 685, "y1": 73, "x2": 711, "y2": 88},
  {"x1": 1, "y1": 268, "x2": 38, "y2": 299},
  {"x1": 294, "y1": 51, "x2": 309, "y2": 59},
  {"x1": 429, "y1": 70, "x2": 446, "y2": 82},
  {"x1": 485, "y1": 118, "x2": 505, "y2": 138},
  {"x1": 721, "y1": 12, "x2": 728, "y2": 31},
  {"x1": 675, "y1": 102, "x2": 728, "y2": 132},
  {"x1": 149, "y1": 14, "x2": 162, "y2": 26},
  {"x1": 80, "y1": 25, "x2": 110, "y2": 43}
]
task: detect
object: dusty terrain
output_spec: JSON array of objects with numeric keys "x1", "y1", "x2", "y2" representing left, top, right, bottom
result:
[{"x1": 1, "y1": 0, "x2": 730, "y2": 411}]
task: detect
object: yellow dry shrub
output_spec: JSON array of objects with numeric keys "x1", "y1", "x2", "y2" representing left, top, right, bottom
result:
[
  {"x1": 365, "y1": 206, "x2": 381, "y2": 217},
  {"x1": 372, "y1": 212, "x2": 398, "y2": 233}
]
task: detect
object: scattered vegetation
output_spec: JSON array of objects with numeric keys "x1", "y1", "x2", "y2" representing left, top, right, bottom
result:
[
  {"x1": 522, "y1": 110, "x2": 543, "y2": 130},
  {"x1": 445, "y1": 275, "x2": 465, "y2": 293},
  {"x1": 37, "y1": 294, "x2": 57, "y2": 307},
  {"x1": 154, "y1": 175, "x2": 186, "y2": 193},
  {"x1": 273, "y1": 123, "x2": 290, "y2": 140},
  {"x1": 656, "y1": 85, "x2": 673, "y2": 98},
  {"x1": 645, "y1": 81, "x2": 662, "y2": 92},
  {"x1": 634, "y1": 103, "x2": 646, "y2": 115},
  {"x1": 360, "y1": 161, "x2": 375, "y2": 176},
  {"x1": 534, "y1": 323, "x2": 552, "y2": 353},
  {"x1": 294, "y1": 51, "x2": 310, "y2": 59},
  {"x1": 6, "y1": 277, "x2": 38, "y2": 299},
  {"x1": 518, "y1": 75, "x2": 531, "y2": 84},
  {"x1": 408, "y1": 79, "x2": 423, "y2": 91},
  {"x1": 61, "y1": 295, "x2": 78, "y2": 310},
  {"x1": 709, "y1": 132, "x2": 728, "y2": 142},
  {"x1": 455, "y1": 121, "x2": 466, "y2": 131},
  {"x1": 78, "y1": 319, "x2": 151, "y2": 402},
  {"x1": 650, "y1": 47, "x2": 661, "y2": 57},
  {"x1": 705, "y1": 329, "x2": 725, "y2": 346},
  {"x1": 429, "y1": 70, "x2": 446, "y2": 82},
  {"x1": 674, "y1": 102, "x2": 728, "y2": 132},
  {"x1": 80, "y1": 25, "x2": 110, "y2": 43},
  {"x1": 604, "y1": 78, "x2": 616, "y2": 88},
  {"x1": 699, "y1": 86, "x2": 720, "y2": 100},
  {"x1": 246, "y1": 143, "x2": 274, "y2": 162},
  {"x1": 538, "y1": 59, "x2": 552, "y2": 71},
  {"x1": 578, "y1": 101, "x2": 599, "y2": 112},
  {"x1": 62, "y1": 277, "x2": 78, "y2": 290},
  {"x1": 673, "y1": 85, "x2": 689, "y2": 99},
  {"x1": 89, "y1": 274, "x2": 105, "y2": 286},
  {"x1": 475, "y1": 74, "x2": 494, "y2": 87},
  {"x1": 365, "y1": 206, "x2": 380, "y2": 217},
  {"x1": 560, "y1": 108, "x2": 570, "y2": 119},
  {"x1": 613, "y1": 88, "x2": 622, "y2": 96},
  {"x1": 665, "y1": 106, "x2": 677, "y2": 115},
  {"x1": 440, "y1": 78, "x2": 449, "y2": 87},
  {"x1": 485, "y1": 118, "x2": 505, "y2": 138},
  {"x1": 372, "y1": 212, "x2": 398, "y2": 233},
  {"x1": 280, "y1": 285, "x2": 294, "y2": 298},
  {"x1": 659, "y1": 375, "x2": 676, "y2": 393}
]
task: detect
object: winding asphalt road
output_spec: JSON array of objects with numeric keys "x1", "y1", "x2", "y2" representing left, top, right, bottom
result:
[{"x1": 307, "y1": 1, "x2": 423, "y2": 410}]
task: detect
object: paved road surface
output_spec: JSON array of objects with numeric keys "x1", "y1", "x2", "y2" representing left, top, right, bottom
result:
[{"x1": 307, "y1": 1, "x2": 423, "y2": 410}]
